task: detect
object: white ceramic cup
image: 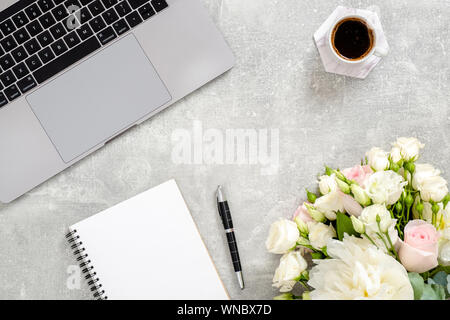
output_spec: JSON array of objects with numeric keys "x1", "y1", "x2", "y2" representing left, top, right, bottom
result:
[{"x1": 328, "y1": 14, "x2": 388, "y2": 64}]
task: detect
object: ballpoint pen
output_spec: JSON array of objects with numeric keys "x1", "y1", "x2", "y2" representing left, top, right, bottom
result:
[{"x1": 216, "y1": 185, "x2": 245, "y2": 290}]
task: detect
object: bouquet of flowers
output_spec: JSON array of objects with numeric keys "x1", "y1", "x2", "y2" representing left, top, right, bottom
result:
[{"x1": 266, "y1": 137, "x2": 450, "y2": 300}]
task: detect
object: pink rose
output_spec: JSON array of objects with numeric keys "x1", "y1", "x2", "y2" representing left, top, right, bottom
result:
[
  {"x1": 342, "y1": 165, "x2": 373, "y2": 187},
  {"x1": 293, "y1": 203, "x2": 314, "y2": 223},
  {"x1": 398, "y1": 220, "x2": 439, "y2": 273},
  {"x1": 339, "y1": 191, "x2": 363, "y2": 217}
]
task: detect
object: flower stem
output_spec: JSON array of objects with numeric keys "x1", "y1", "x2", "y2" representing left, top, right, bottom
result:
[
  {"x1": 376, "y1": 232, "x2": 391, "y2": 254},
  {"x1": 363, "y1": 232, "x2": 378, "y2": 248},
  {"x1": 384, "y1": 231, "x2": 400, "y2": 261}
]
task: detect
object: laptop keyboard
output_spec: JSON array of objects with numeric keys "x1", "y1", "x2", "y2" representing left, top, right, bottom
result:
[{"x1": 0, "y1": 0, "x2": 168, "y2": 108}]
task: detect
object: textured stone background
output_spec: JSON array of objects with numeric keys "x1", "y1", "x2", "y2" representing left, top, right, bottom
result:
[{"x1": 0, "y1": 0, "x2": 449, "y2": 299}]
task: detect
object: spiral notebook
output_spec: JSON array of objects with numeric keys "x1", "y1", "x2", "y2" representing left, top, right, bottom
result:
[{"x1": 66, "y1": 180, "x2": 229, "y2": 300}]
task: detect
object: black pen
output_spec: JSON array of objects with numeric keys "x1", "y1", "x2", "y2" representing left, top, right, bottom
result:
[{"x1": 216, "y1": 185, "x2": 245, "y2": 290}]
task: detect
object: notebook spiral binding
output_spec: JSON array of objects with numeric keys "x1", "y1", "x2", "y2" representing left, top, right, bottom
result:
[{"x1": 66, "y1": 230, "x2": 108, "y2": 300}]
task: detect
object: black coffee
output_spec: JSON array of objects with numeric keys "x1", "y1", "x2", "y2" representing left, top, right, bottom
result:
[{"x1": 331, "y1": 18, "x2": 374, "y2": 60}]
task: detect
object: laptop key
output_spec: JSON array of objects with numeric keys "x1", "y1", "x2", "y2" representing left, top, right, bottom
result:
[
  {"x1": 37, "y1": 30, "x2": 54, "y2": 47},
  {"x1": 13, "y1": 62, "x2": 30, "y2": 79},
  {"x1": 101, "y1": 0, "x2": 118, "y2": 8},
  {"x1": 24, "y1": 38, "x2": 42, "y2": 55},
  {"x1": 64, "y1": 32, "x2": 81, "y2": 48},
  {"x1": 0, "y1": 93, "x2": 8, "y2": 107},
  {"x1": 25, "y1": 54, "x2": 43, "y2": 71},
  {"x1": 26, "y1": 20, "x2": 44, "y2": 37},
  {"x1": 0, "y1": 70, "x2": 17, "y2": 87},
  {"x1": 11, "y1": 46, "x2": 28, "y2": 62},
  {"x1": 125, "y1": 11, "x2": 142, "y2": 28},
  {"x1": 4, "y1": 84, "x2": 21, "y2": 101},
  {"x1": 115, "y1": 1, "x2": 132, "y2": 17},
  {"x1": 138, "y1": 3, "x2": 155, "y2": 20},
  {"x1": 38, "y1": 0, "x2": 56, "y2": 12},
  {"x1": 39, "y1": 12, "x2": 57, "y2": 29},
  {"x1": 25, "y1": 4, "x2": 43, "y2": 21},
  {"x1": 0, "y1": 19, "x2": 17, "y2": 36},
  {"x1": 89, "y1": 1, "x2": 106, "y2": 16},
  {"x1": 52, "y1": 4, "x2": 69, "y2": 21},
  {"x1": 151, "y1": 0, "x2": 168, "y2": 12},
  {"x1": 13, "y1": 28, "x2": 31, "y2": 45},
  {"x1": 1, "y1": 36, "x2": 18, "y2": 52},
  {"x1": 97, "y1": 26, "x2": 116, "y2": 45},
  {"x1": 51, "y1": 39, "x2": 69, "y2": 55},
  {"x1": 79, "y1": 7, "x2": 93, "y2": 24},
  {"x1": 90, "y1": 16, "x2": 106, "y2": 32},
  {"x1": 112, "y1": 18, "x2": 129, "y2": 35},
  {"x1": 80, "y1": 0, "x2": 95, "y2": 5},
  {"x1": 76, "y1": 24, "x2": 94, "y2": 40},
  {"x1": 38, "y1": 47, "x2": 56, "y2": 64},
  {"x1": 17, "y1": 75, "x2": 37, "y2": 93},
  {"x1": 12, "y1": 12, "x2": 29, "y2": 28},
  {"x1": 0, "y1": 54, "x2": 15, "y2": 71},
  {"x1": 50, "y1": 22, "x2": 67, "y2": 39},
  {"x1": 33, "y1": 36, "x2": 101, "y2": 84},
  {"x1": 102, "y1": 8, "x2": 119, "y2": 24},
  {"x1": 128, "y1": 0, "x2": 147, "y2": 9}
]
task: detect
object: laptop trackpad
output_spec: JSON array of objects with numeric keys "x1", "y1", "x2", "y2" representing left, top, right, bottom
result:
[{"x1": 27, "y1": 35, "x2": 171, "y2": 163}]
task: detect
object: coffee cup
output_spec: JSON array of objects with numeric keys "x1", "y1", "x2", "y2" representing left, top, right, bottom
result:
[{"x1": 328, "y1": 14, "x2": 388, "y2": 64}]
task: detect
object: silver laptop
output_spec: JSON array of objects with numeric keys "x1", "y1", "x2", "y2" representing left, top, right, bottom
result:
[{"x1": 0, "y1": 0, "x2": 234, "y2": 203}]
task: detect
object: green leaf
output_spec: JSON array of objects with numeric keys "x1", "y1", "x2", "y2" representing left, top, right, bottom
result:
[
  {"x1": 447, "y1": 275, "x2": 450, "y2": 296},
  {"x1": 421, "y1": 283, "x2": 446, "y2": 300},
  {"x1": 433, "y1": 265, "x2": 450, "y2": 274},
  {"x1": 311, "y1": 252, "x2": 324, "y2": 259},
  {"x1": 421, "y1": 284, "x2": 439, "y2": 300},
  {"x1": 432, "y1": 271, "x2": 448, "y2": 287},
  {"x1": 408, "y1": 272, "x2": 425, "y2": 300},
  {"x1": 336, "y1": 212, "x2": 357, "y2": 241},
  {"x1": 432, "y1": 284, "x2": 446, "y2": 300}
]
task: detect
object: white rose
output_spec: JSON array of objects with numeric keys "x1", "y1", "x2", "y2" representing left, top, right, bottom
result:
[
  {"x1": 308, "y1": 235, "x2": 414, "y2": 300},
  {"x1": 365, "y1": 170, "x2": 407, "y2": 205},
  {"x1": 390, "y1": 147, "x2": 402, "y2": 164},
  {"x1": 272, "y1": 251, "x2": 308, "y2": 292},
  {"x1": 366, "y1": 147, "x2": 389, "y2": 171},
  {"x1": 318, "y1": 174, "x2": 337, "y2": 195},
  {"x1": 391, "y1": 137, "x2": 424, "y2": 161},
  {"x1": 441, "y1": 226, "x2": 450, "y2": 240},
  {"x1": 314, "y1": 190, "x2": 344, "y2": 221},
  {"x1": 358, "y1": 204, "x2": 398, "y2": 250},
  {"x1": 307, "y1": 222, "x2": 336, "y2": 250},
  {"x1": 266, "y1": 219, "x2": 300, "y2": 254},
  {"x1": 418, "y1": 175, "x2": 448, "y2": 203},
  {"x1": 412, "y1": 164, "x2": 441, "y2": 190},
  {"x1": 412, "y1": 163, "x2": 448, "y2": 202},
  {"x1": 439, "y1": 240, "x2": 450, "y2": 266}
]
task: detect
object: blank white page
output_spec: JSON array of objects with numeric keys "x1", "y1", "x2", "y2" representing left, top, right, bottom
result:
[{"x1": 70, "y1": 180, "x2": 229, "y2": 300}]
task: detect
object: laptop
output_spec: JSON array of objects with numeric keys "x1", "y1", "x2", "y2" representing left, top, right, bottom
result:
[{"x1": 0, "y1": 0, "x2": 234, "y2": 203}]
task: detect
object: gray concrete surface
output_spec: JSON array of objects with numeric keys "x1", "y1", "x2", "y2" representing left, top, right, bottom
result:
[{"x1": 0, "y1": 0, "x2": 449, "y2": 300}]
